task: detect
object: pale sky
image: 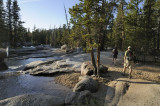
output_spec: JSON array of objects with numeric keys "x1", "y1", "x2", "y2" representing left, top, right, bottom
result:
[
  {"x1": 3, "y1": 0, "x2": 143, "y2": 30},
  {"x1": 4, "y1": 0, "x2": 80, "y2": 30}
]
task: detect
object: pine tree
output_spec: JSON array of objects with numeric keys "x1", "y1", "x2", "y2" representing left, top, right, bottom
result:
[
  {"x1": 69, "y1": 3, "x2": 85, "y2": 48},
  {"x1": 153, "y1": 0, "x2": 160, "y2": 50},
  {"x1": 12, "y1": 0, "x2": 20, "y2": 47},
  {"x1": 0, "y1": 0, "x2": 7, "y2": 45},
  {"x1": 143, "y1": 0, "x2": 156, "y2": 50},
  {"x1": 17, "y1": 21, "x2": 26, "y2": 44},
  {"x1": 100, "y1": 0, "x2": 117, "y2": 50},
  {"x1": 69, "y1": 0, "x2": 117, "y2": 76},
  {"x1": 6, "y1": 0, "x2": 13, "y2": 46},
  {"x1": 57, "y1": 26, "x2": 63, "y2": 46},
  {"x1": 112, "y1": 0, "x2": 127, "y2": 50},
  {"x1": 125, "y1": 0, "x2": 144, "y2": 49}
]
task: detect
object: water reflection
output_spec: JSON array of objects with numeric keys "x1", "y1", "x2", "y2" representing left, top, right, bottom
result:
[
  {"x1": 0, "y1": 74, "x2": 71, "y2": 100},
  {"x1": 0, "y1": 56, "x2": 72, "y2": 100}
]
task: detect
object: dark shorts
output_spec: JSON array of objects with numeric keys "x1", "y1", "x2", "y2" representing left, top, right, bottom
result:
[{"x1": 113, "y1": 55, "x2": 117, "y2": 59}]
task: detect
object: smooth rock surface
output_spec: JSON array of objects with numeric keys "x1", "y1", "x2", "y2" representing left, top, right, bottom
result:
[
  {"x1": 61, "y1": 44, "x2": 67, "y2": 50},
  {"x1": 81, "y1": 62, "x2": 95, "y2": 76},
  {"x1": 104, "y1": 78, "x2": 160, "y2": 106},
  {"x1": 65, "y1": 90, "x2": 98, "y2": 106},
  {"x1": 23, "y1": 59, "x2": 82, "y2": 76},
  {"x1": 0, "y1": 94, "x2": 64, "y2": 106},
  {"x1": 73, "y1": 76, "x2": 99, "y2": 93}
]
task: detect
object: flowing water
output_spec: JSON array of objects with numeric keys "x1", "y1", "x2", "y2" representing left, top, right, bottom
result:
[{"x1": 0, "y1": 53, "x2": 72, "y2": 100}]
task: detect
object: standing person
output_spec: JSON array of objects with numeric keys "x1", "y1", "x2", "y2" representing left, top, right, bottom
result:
[
  {"x1": 112, "y1": 47, "x2": 118, "y2": 65},
  {"x1": 122, "y1": 46, "x2": 134, "y2": 79}
]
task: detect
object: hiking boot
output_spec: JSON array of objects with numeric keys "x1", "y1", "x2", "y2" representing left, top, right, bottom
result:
[{"x1": 128, "y1": 75, "x2": 132, "y2": 79}]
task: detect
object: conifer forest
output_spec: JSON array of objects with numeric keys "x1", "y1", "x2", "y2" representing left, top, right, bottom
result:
[{"x1": 0, "y1": 0, "x2": 160, "y2": 55}]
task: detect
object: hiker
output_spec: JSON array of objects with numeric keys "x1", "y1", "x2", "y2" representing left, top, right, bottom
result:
[
  {"x1": 122, "y1": 46, "x2": 134, "y2": 79},
  {"x1": 112, "y1": 47, "x2": 118, "y2": 65}
]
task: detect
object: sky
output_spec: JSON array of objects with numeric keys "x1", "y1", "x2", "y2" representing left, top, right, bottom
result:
[
  {"x1": 3, "y1": 0, "x2": 143, "y2": 30},
  {"x1": 5, "y1": 0, "x2": 80, "y2": 30}
]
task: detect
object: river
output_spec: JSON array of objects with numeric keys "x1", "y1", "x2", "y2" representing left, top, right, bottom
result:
[{"x1": 0, "y1": 48, "x2": 72, "y2": 100}]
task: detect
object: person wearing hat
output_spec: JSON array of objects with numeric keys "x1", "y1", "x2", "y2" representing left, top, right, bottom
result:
[{"x1": 122, "y1": 46, "x2": 134, "y2": 79}]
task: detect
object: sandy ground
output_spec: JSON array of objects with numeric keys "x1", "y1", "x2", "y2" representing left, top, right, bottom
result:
[
  {"x1": 55, "y1": 72, "x2": 80, "y2": 88},
  {"x1": 54, "y1": 49, "x2": 160, "y2": 105}
]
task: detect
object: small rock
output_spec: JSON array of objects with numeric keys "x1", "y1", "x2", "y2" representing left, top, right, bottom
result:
[
  {"x1": 61, "y1": 44, "x2": 67, "y2": 50},
  {"x1": 73, "y1": 76, "x2": 98, "y2": 93},
  {"x1": 99, "y1": 64, "x2": 108, "y2": 74},
  {"x1": 81, "y1": 62, "x2": 94, "y2": 76}
]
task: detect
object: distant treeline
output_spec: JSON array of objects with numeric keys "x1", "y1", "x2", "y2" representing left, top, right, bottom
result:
[{"x1": 0, "y1": 0, "x2": 160, "y2": 53}]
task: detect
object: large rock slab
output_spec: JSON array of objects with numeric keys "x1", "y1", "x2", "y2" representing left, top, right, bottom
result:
[
  {"x1": 73, "y1": 76, "x2": 99, "y2": 93},
  {"x1": 23, "y1": 59, "x2": 82, "y2": 76},
  {"x1": 0, "y1": 94, "x2": 64, "y2": 106},
  {"x1": 104, "y1": 78, "x2": 160, "y2": 106}
]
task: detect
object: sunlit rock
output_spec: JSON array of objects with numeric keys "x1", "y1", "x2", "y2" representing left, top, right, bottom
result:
[
  {"x1": 73, "y1": 76, "x2": 98, "y2": 93},
  {"x1": 0, "y1": 94, "x2": 64, "y2": 106}
]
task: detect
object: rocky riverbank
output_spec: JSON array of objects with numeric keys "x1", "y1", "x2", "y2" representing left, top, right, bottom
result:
[{"x1": 0, "y1": 47, "x2": 160, "y2": 105}]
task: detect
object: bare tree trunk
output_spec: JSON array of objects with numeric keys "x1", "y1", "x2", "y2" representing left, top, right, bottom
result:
[
  {"x1": 157, "y1": 16, "x2": 160, "y2": 50},
  {"x1": 64, "y1": 5, "x2": 69, "y2": 31},
  {"x1": 91, "y1": 48, "x2": 97, "y2": 75},
  {"x1": 97, "y1": 25, "x2": 103, "y2": 77},
  {"x1": 153, "y1": 31, "x2": 156, "y2": 49},
  {"x1": 121, "y1": 2, "x2": 125, "y2": 50},
  {"x1": 100, "y1": 34, "x2": 105, "y2": 51},
  {"x1": 97, "y1": 44, "x2": 100, "y2": 77},
  {"x1": 158, "y1": 29, "x2": 159, "y2": 50},
  {"x1": 64, "y1": 4, "x2": 71, "y2": 47},
  {"x1": 88, "y1": 27, "x2": 97, "y2": 75},
  {"x1": 13, "y1": 25, "x2": 17, "y2": 47}
]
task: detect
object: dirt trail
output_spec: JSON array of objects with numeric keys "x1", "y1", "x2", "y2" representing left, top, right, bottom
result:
[{"x1": 54, "y1": 50, "x2": 160, "y2": 105}]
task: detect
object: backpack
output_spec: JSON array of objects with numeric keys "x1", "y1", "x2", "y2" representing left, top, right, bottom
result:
[
  {"x1": 126, "y1": 50, "x2": 134, "y2": 61},
  {"x1": 113, "y1": 49, "x2": 118, "y2": 55}
]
